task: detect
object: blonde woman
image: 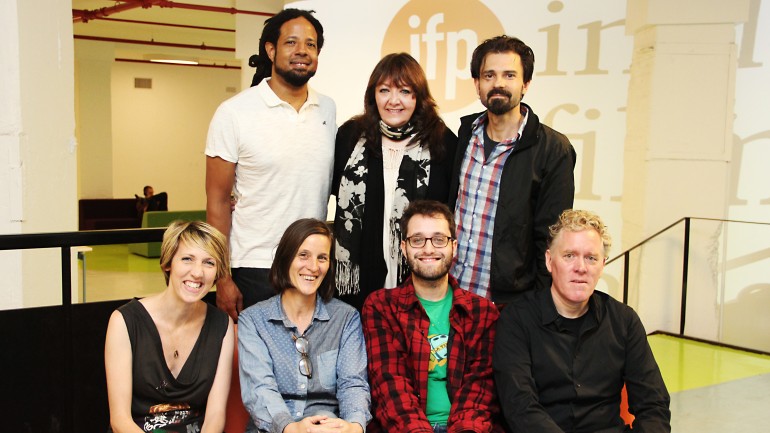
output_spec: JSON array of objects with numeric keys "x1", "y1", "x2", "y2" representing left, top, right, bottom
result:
[{"x1": 105, "y1": 221, "x2": 234, "y2": 433}]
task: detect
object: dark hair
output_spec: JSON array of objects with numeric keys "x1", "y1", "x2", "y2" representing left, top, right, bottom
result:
[
  {"x1": 250, "y1": 9, "x2": 325, "y2": 87},
  {"x1": 470, "y1": 36, "x2": 535, "y2": 83},
  {"x1": 159, "y1": 220, "x2": 230, "y2": 285},
  {"x1": 269, "y1": 218, "x2": 335, "y2": 302},
  {"x1": 400, "y1": 200, "x2": 456, "y2": 239},
  {"x1": 143, "y1": 185, "x2": 152, "y2": 196},
  {"x1": 349, "y1": 53, "x2": 448, "y2": 160}
]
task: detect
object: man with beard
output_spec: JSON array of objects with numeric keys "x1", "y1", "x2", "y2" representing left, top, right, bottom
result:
[
  {"x1": 205, "y1": 9, "x2": 336, "y2": 320},
  {"x1": 448, "y1": 36, "x2": 576, "y2": 306},
  {"x1": 362, "y1": 200, "x2": 504, "y2": 433}
]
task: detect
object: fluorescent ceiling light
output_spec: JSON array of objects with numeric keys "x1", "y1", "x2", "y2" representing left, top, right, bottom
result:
[{"x1": 145, "y1": 54, "x2": 199, "y2": 65}]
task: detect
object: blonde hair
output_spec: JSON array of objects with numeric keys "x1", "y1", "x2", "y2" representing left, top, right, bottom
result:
[
  {"x1": 159, "y1": 220, "x2": 230, "y2": 285},
  {"x1": 547, "y1": 209, "x2": 612, "y2": 257}
]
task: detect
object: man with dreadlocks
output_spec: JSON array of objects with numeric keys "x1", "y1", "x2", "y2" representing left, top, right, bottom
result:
[{"x1": 205, "y1": 8, "x2": 336, "y2": 322}]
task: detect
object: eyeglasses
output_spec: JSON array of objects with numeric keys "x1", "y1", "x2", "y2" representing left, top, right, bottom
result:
[
  {"x1": 292, "y1": 334, "x2": 312, "y2": 379},
  {"x1": 405, "y1": 235, "x2": 453, "y2": 248}
]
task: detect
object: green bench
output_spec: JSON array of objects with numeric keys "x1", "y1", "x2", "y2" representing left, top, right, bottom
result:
[{"x1": 128, "y1": 210, "x2": 207, "y2": 258}]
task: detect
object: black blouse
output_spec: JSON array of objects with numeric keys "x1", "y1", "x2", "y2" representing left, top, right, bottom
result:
[{"x1": 118, "y1": 299, "x2": 228, "y2": 432}]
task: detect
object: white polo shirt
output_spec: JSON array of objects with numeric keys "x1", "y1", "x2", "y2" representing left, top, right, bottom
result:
[{"x1": 205, "y1": 78, "x2": 336, "y2": 268}]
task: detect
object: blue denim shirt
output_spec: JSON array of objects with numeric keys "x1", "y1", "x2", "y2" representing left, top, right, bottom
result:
[{"x1": 238, "y1": 294, "x2": 371, "y2": 433}]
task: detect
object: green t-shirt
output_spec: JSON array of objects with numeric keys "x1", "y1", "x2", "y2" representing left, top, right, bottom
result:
[{"x1": 417, "y1": 290, "x2": 453, "y2": 425}]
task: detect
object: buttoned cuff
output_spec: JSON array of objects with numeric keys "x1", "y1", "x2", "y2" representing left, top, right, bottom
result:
[
  {"x1": 346, "y1": 412, "x2": 368, "y2": 433},
  {"x1": 270, "y1": 412, "x2": 294, "y2": 433}
]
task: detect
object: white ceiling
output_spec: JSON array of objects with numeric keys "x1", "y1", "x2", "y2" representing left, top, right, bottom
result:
[{"x1": 71, "y1": 1, "x2": 278, "y2": 66}]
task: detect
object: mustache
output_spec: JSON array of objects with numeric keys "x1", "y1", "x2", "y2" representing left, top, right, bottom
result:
[{"x1": 487, "y1": 89, "x2": 512, "y2": 99}]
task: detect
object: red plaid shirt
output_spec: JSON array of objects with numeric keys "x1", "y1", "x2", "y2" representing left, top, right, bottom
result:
[{"x1": 362, "y1": 276, "x2": 505, "y2": 433}]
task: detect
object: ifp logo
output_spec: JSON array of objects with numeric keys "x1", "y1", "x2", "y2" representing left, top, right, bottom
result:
[{"x1": 382, "y1": 0, "x2": 504, "y2": 112}]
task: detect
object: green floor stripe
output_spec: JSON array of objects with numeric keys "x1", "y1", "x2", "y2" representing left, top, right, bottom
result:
[
  {"x1": 86, "y1": 244, "x2": 160, "y2": 272},
  {"x1": 650, "y1": 334, "x2": 770, "y2": 393}
]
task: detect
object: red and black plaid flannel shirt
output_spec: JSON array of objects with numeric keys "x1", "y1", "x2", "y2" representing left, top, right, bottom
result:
[{"x1": 362, "y1": 276, "x2": 505, "y2": 433}]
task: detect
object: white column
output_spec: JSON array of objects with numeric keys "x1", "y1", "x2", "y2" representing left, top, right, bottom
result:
[
  {"x1": 0, "y1": 0, "x2": 78, "y2": 310},
  {"x1": 622, "y1": 0, "x2": 750, "y2": 337},
  {"x1": 0, "y1": 0, "x2": 24, "y2": 309}
]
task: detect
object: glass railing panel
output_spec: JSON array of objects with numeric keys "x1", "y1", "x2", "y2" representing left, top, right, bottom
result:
[
  {"x1": 606, "y1": 218, "x2": 770, "y2": 354},
  {"x1": 679, "y1": 219, "x2": 724, "y2": 343},
  {"x1": 78, "y1": 243, "x2": 167, "y2": 303},
  {"x1": 715, "y1": 219, "x2": 770, "y2": 353},
  {"x1": 625, "y1": 224, "x2": 685, "y2": 336}
]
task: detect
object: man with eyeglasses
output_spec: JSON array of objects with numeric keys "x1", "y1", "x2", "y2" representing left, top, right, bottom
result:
[{"x1": 362, "y1": 200, "x2": 505, "y2": 433}]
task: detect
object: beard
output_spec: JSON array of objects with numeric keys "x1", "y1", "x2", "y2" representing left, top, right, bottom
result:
[
  {"x1": 407, "y1": 253, "x2": 453, "y2": 282},
  {"x1": 274, "y1": 62, "x2": 316, "y2": 87},
  {"x1": 483, "y1": 89, "x2": 520, "y2": 115}
]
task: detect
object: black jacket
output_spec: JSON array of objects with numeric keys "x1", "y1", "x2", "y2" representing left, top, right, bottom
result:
[
  {"x1": 332, "y1": 120, "x2": 458, "y2": 310},
  {"x1": 449, "y1": 104, "x2": 576, "y2": 303}
]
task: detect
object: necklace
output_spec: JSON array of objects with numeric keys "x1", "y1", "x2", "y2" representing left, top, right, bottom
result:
[{"x1": 166, "y1": 302, "x2": 202, "y2": 362}]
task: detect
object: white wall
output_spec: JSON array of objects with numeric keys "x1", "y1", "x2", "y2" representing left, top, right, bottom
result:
[
  {"x1": 109, "y1": 62, "x2": 240, "y2": 210},
  {"x1": 76, "y1": 39, "x2": 115, "y2": 199}
]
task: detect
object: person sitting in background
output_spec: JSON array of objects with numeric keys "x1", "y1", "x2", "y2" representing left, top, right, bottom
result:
[
  {"x1": 105, "y1": 220, "x2": 234, "y2": 433},
  {"x1": 493, "y1": 209, "x2": 671, "y2": 433},
  {"x1": 238, "y1": 218, "x2": 371, "y2": 433},
  {"x1": 136, "y1": 185, "x2": 168, "y2": 220},
  {"x1": 333, "y1": 52, "x2": 457, "y2": 310}
]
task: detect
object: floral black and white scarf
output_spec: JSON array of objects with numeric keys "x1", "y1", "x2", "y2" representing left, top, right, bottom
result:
[{"x1": 335, "y1": 137, "x2": 430, "y2": 295}]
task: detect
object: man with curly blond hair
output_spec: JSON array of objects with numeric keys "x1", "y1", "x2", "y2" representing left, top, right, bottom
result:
[{"x1": 494, "y1": 209, "x2": 671, "y2": 433}]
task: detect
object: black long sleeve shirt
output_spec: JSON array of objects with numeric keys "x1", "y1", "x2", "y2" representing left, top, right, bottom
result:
[{"x1": 493, "y1": 288, "x2": 671, "y2": 433}]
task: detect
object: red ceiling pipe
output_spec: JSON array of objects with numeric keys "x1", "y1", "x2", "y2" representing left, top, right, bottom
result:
[
  {"x1": 74, "y1": 0, "x2": 274, "y2": 23},
  {"x1": 74, "y1": 34, "x2": 234, "y2": 52},
  {"x1": 73, "y1": 2, "x2": 147, "y2": 23},
  {"x1": 91, "y1": 16, "x2": 234, "y2": 32},
  {"x1": 152, "y1": 0, "x2": 274, "y2": 16}
]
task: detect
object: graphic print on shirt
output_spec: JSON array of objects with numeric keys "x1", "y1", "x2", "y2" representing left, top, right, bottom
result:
[
  {"x1": 142, "y1": 403, "x2": 199, "y2": 432},
  {"x1": 428, "y1": 333, "x2": 449, "y2": 371}
]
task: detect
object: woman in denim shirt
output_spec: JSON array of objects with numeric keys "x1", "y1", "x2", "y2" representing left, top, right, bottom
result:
[{"x1": 238, "y1": 219, "x2": 371, "y2": 433}]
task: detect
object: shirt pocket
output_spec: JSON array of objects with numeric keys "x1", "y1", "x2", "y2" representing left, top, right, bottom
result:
[{"x1": 317, "y1": 349, "x2": 338, "y2": 390}]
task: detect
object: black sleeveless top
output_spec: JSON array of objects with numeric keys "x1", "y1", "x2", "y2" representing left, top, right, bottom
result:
[{"x1": 118, "y1": 299, "x2": 228, "y2": 432}]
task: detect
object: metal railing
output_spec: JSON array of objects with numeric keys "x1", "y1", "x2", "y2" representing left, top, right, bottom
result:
[
  {"x1": 0, "y1": 228, "x2": 166, "y2": 306},
  {"x1": 0, "y1": 227, "x2": 165, "y2": 433},
  {"x1": 605, "y1": 216, "x2": 770, "y2": 354}
]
